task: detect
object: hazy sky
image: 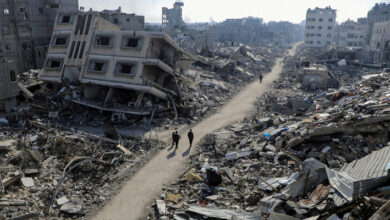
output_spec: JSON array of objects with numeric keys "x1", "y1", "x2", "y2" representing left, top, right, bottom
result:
[{"x1": 79, "y1": 0, "x2": 387, "y2": 24}]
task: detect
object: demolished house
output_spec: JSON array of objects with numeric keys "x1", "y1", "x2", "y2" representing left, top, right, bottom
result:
[
  {"x1": 0, "y1": 59, "x2": 18, "y2": 114},
  {"x1": 40, "y1": 12, "x2": 194, "y2": 117},
  {"x1": 301, "y1": 65, "x2": 339, "y2": 90}
]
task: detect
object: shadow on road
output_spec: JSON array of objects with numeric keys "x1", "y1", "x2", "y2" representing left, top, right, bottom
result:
[
  {"x1": 167, "y1": 145, "x2": 174, "y2": 151},
  {"x1": 182, "y1": 148, "x2": 190, "y2": 157},
  {"x1": 167, "y1": 150, "x2": 176, "y2": 159}
]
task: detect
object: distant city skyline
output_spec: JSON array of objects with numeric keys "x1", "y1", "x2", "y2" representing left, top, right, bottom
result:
[{"x1": 79, "y1": 0, "x2": 384, "y2": 24}]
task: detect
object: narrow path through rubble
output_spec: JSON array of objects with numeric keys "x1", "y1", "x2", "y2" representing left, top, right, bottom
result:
[{"x1": 93, "y1": 45, "x2": 298, "y2": 220}]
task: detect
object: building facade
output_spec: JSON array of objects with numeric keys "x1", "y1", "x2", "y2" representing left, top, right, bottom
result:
[
  {"x1": 162, "y1": 1, "x2": 185, "y2": 31},
  {"x1": 337, "y1": 20, "x2": 368, "y2": 48},
  {"x1": 0, "y1": 0, "x2": 79, "y2": 73},
  {"x1": 304, "y1": 7, "x2": 336, "y2": 48},
  {"x1": 367, "y1": 3, "x2": 390, "y2": 48},
  {"x1": 369, "y1": 21, "x2": 390, "y2": 64},
  {"x1": 40, "y1": 12, "x2": 193, "y2": 115},
  {"x1": 0, "y1": 58, "x2": 18, "y2": 114}
]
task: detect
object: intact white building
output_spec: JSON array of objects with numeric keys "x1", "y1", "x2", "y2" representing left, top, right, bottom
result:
[
  {"x1": 337, "y1": 20, "x2": 368, "y2": 48},
  {"x1": 304, "y1": 7, "x2": 336, "y2": 48}
]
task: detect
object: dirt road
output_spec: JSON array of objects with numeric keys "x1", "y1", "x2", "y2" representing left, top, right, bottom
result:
[{"x1": 93, "y1": 45, "x2": 298, "y2": 220}]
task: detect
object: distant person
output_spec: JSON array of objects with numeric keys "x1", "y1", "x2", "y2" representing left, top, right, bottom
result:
[
  {"x1": 259, "y1": 74, "x2": 263, "y2": 83},
  {"x1": 174, "y1": 131, "x2": 180, "y2": 150},
  {"x1": 171, "y1": 131, "x2": 175, "y2": 148},
  {"x1": 188, "y1": 129, "x2": 194, "y2": 148}
]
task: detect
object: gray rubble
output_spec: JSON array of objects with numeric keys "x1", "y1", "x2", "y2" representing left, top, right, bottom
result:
[{"x1": 149, "y1": 45, "x2": 390, "y2": 219}]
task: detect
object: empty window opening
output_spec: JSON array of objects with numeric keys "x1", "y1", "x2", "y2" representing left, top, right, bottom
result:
[
  {"x1": 95, "y1": 35, "x2": 113, "y2": 46},
  {"x1": 39, "y1": 8, "x2": 44, "y2": 14},
  {"x1": 117, "y1": 63, "x2": 135, "y2": 75},
  {"x1": 114, "y1": 18, "x2": 119, "y2": 24},
  {"x1": 5, "y1": 44, "x2": 11, "y2": 50},
  {"x1": 46, "y1": 60, "x2": 62, "y2": 69},
  {"x1": 61, "y1": 15, "x2": 71, "y2": 23},
  {"x1": 10, "y1": 71, "x2": 16, "y2": 81},
  {"x1": 126, "y1": 38, "x2": 139, "y2": 48},
  {"x1": 54, "y1": 37, "x2": 68, "y2": 46},
  {"x1": 19, "y1": 7, "x2": 25, "y2": 12},
  {"x1": 88, "y1": 61, "x2": 107, "y2": 72}
]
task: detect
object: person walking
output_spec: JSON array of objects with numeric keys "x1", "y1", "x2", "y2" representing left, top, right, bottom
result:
[
  {"x1": 259, "y1": 74, "x2": 263, "y2": 83},
  {"x1": 171, "y1": 131, "x2": 175, "y2": 148},
  {"x1": 174, "y1": 131, "x2": 180, "y2": 150},
  {"x1": 188, "y1": 129, "x2": 194, "y2": 148}
]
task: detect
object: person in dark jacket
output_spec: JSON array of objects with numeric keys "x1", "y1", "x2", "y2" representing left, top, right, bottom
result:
[
  {"x1": 174, "y1": 131, "x2": 180, "y2": 150},
  {"x1": 259, "y1": 74, "x2": 263, "y2": 83},
  {"x1": 171, "y1": 132, "x2": 175, "y2": 148},
  {"x1": 188, "y1": 129, "x2": 194, "y2": 148}
]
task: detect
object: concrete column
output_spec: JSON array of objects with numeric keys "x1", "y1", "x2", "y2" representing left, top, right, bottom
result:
[
  {"x1": 135, "y1": 92, "x2": 144, "y2": 108},
  {"x1": 104, "y1": 88, "x2": 115, "y2": 104}
]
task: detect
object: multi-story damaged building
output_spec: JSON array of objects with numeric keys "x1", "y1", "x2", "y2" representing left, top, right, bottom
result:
[
  {"x1": 304, "y1": 7, "x2": 336, "y2": 48},
  {"x1": 0, "y1": 0, "x2": 79, "y2": 73},
  {"x1": 162, "y1": 1, "x2": 185, "y2": 31},
  {"x1": 367, "y1": 3, "x2": 390, "y2": 48},
  {"x1": 337, "y1": 20, "x2": 368, "y2": 48},
  {"x1": 0, "y1": 59, "x2": 18, "y2": 114},
  {"x1": 369, "y1": 21, "x2": 390, "y2": 64},
  {"x1": 40, "y1": 12, "x2": 194, "y2": 116}
]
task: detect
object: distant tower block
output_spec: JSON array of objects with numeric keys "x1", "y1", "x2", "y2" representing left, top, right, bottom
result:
[{"x1": 162, "y1": 1, "x2": 185, "y2": 31}]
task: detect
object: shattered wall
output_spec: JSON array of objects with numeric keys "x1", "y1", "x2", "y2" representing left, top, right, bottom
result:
[
  {"x1": 0, "y1": 59, "x2": 18, "y2": 113},
  {"x1": 367, "y1": 3, "x2": 390, "y2": 49},
  {"x1": 0, "y1": 0, "x2": 79, "y2": 73},
  {"x1": 369, "y1": 21, "x2": 390, "y2": 64},
  {"x1": 99, "y1": 7, "x2": 145, "y2": 31},
  {"x1": 162, "y1": 1, "x2": 185, "y2": 31}
]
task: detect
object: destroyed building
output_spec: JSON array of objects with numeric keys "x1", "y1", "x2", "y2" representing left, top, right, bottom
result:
[
  {"x1": 0, "y1": 0, "x2": 79, "y2": 73},
  {"x1": 369, "y1": 21, "x2": 390, "y2": 65},
  {"x1": 337, "y1": 19, "x2": 368, "y2": 48},
  {"x1": 301, "y1": 65, "x2": 339, "y2": 90},
  {"x1": 367, "y1": 3, "x2": 390, "y2": 47},
  {"x1": 39, "y1": 12, "x2": 194, "y2": 116},
  {"x1": 304, "y1": 7, "x2": 336, "y2": 48},
  {"x1": 0, "y1": 59, "x2": 18, "y2": 114},
  {"x1": 99, "y1": 7, "x2": 145, "y2": 31},
  {"x1": 162, "y1": 1, "x2": 185, "y2": 31},
  {"x1": 207, "y1": 17, "x2": 264, "y2": 46}
]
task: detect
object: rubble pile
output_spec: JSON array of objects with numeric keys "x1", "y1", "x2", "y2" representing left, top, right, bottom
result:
[
  {"x1": 179, "y1": 43, "x2": 284, "y2": 121},
  {"x1": 0, "y1": 120, "x2": 162, "y2": 219},
  {"x1": 149, "y1": 53, "x2": 390, "y2": 219}
]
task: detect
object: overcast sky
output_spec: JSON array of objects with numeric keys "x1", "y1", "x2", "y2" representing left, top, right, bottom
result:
[{"x1": 79, "y1": 0, "x2": 386, "y2": 24}]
